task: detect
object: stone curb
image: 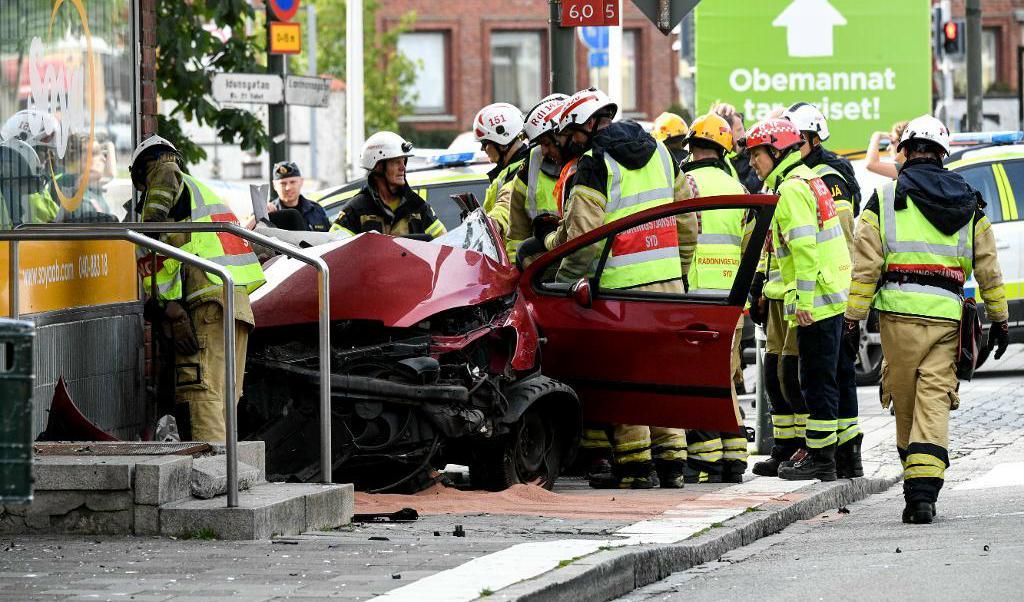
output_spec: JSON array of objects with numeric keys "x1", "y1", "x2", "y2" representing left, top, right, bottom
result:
[{"x1": 493, "y1": 474, "x2": 902, "y2": 602}]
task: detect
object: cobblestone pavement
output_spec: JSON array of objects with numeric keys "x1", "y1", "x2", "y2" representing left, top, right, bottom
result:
[{"x1": 2, "y1": 348, "x2": 1021, "y2": 601}]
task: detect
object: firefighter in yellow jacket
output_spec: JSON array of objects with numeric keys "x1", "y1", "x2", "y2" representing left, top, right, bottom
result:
[
  {"x1": 534, "y1": 88, "x2": 696, "y2": 489},
  {"x1": 130, "y1": 135, "x2": 266, "y2": 442},
  {"x1": 677, "y1": 113, "x2": 750, "y2": 483},
  {"x1": 843, "y1": 115, "x2": 1008, "y2": 523}
]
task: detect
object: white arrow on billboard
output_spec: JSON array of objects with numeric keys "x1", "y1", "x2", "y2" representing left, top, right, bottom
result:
[{"x1": 772, "y1": 0, "x2": 846, "y2": 58}]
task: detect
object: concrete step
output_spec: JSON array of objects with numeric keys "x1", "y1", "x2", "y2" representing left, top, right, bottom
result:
[
  {"x1": 159, "y1": 482, "x2": 354, "y2": 540},
  {"x1": 191, "y1": 456, "x2": 261, "y2": 499}
]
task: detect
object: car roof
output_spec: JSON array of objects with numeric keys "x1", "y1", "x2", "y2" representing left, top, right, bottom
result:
[
  {"x1": 946, "y1": 144, "x2": 1024, "y2": 169},
  {"x1": 310, "y1": 162, "x2": 493, "y2": 207}
]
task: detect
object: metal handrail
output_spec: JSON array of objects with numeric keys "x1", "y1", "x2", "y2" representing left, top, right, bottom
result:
[
  {"x1": 17, "y1": 221, "x2": 334, "y2": 485},
  {"x1": 0, "y1": 229, "x2": 241, "y2": 507}
]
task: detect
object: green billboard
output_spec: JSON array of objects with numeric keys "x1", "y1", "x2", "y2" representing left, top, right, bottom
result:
[{"x1": 695, "y1": 0, "x2": 932, "y2": 151}]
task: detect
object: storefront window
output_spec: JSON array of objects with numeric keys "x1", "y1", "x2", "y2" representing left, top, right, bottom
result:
[
  {"x1": 589, "y1": 29, "x2": 639, "y2": 113},
  {"x1": 398, "y1": 31, "x2": 449, "y2": 115},
  {"x1": 491, "y1": 31, "x2": 543, "y2": 110},
  {"x1": 0, "y1": 0, "x2": 135, "y2": 228}
]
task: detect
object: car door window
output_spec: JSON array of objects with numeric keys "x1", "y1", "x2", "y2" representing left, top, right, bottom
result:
[
  {"x1": 535, "y1": 205, "x2": 767, "y2": 306},
  {"x1": 424, "y1": 180, "x2": 489, "y2": 229},
  {"x1": 958, "y1": 164, "x2": 1002, "y2": 223},
  {"x1": 997, "y1": 159, "x2": 1024, "y2": 221}
]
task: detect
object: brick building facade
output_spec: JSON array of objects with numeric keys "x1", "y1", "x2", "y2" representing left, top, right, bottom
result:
[{"x1": 377, "y1": 0, "x2": 679, "y2": 138}]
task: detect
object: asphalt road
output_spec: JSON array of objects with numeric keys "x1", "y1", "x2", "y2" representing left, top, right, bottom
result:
[{"x1": 620, "y1": 350, "x2": 1024, "y2": 602}]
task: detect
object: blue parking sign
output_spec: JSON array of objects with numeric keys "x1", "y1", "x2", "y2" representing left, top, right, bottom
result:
[
  {"x1": 588, "y1": 51, "x2": 609, "y2": 68},
  {"x1": 578, "y1": 26, "x2": 609, "y2": 51}
]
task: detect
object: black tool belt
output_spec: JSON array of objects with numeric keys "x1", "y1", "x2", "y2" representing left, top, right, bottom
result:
[{"x1": 882, "y1": 271, "x2": 964, "y2": 296}]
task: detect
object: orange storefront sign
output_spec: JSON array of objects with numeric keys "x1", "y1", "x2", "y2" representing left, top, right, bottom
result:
[{"x1": 0, "y1": 241, "x2": 138, "y2": 315}]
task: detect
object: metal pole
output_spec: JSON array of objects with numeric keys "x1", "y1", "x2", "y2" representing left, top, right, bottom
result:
[
  {"x1": 346, "y1": 0, "x2": 365, "y2": 180},
  {"x1": 753, "y1": 324, "x2": 772, "y2": 456},
  {"x1": 8, "y1": 241, "x2": 18, "y2": 318},
  {"x1": 268, "y1": 6, "x2": 288, "y2": 181},
  {"x1": 549, "y1": 0, "x2": 577, "y2": 94},
  {"x1": 21, "y1": 222, "x2": 334, "y2": 484},
  {"x1": 608, "y1": 3, "x2": 623, "y2": 118},
  {"x1": 308, "y1": 4, "x2": 319, "y2": 182},
  {"x1": 966, "y1": 0, "x2": 983, "y2": 131}
]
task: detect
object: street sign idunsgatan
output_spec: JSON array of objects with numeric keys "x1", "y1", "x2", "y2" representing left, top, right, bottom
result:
[{"x1": 212, "y1": 73, "x2": 284, "y2": 104}]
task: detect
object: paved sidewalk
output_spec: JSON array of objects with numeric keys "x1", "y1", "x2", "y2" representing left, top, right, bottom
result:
[{"x1": 2, "y1": 349, "x2": 1020, "y2": 602}]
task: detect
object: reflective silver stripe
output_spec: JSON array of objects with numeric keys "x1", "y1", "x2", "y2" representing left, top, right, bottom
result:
[
  {"x1": 606, "y1": 154, "x2": 624, "y2": 213},
  {"x1": 881, "y1": 181, "x2": 971, "y2": 258},
  {"x1": 605, "y1": 245, "x2": 680, "y2": 268},
  {"x1": 210, "y1": 253, "x2": 259, "y2": 267},
  {"x1": 775, "y1": 245, "x2": 791, "y2": 258},
  {"x1": 526, "y1": 146, "x2": 542, "y2": 218},
  {"x1": 156, "y1": 274, "x2": 180, "y2": 296},
  {"x1": 796, "y1": 279, "x2": 815, "y2": 292},
  {"x1": 815, "y1": 289, "x2": 849, "y2": 306},
  {"x1": 817, "y1": 224, "x2": 844, "y2": 243},
  {"x1": 688, "y1": 288, "x2": 728, "y2": 298},
  {"x1": 191, "y1": 202, "x2": 234, "y2": 220},
  {"x1": 787, "y1": 224, "x2": 817, "y2": 241},
  {"x1": 812, "y1": 164, "x2": 843, "y2": 179},
  {"x1": 785, "y1": 303, "x2": 796, "y2": 315},
  {"x1": 656, "y1": 141, "x2": 674, "y2": 189},
  {"x1": 880, "y1": 281, "x2": 962, "y2": 302},
  {"x1": 184, "y1": 177, "x2": 208, "y2": 209},
  {"x1": 697, "y1": 233, "x2": 742, "y2": 245},
  {"x1": 768, "y1": 269, "x2": 782, "y2": 282}
]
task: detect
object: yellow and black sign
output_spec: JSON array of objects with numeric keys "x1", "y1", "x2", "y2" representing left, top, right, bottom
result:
[{"x1": 270, "y1": 21, "x2": 302, "y2": 55}]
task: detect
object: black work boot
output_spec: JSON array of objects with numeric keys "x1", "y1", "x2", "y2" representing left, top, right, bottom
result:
[
  {"x1": 683, "y1": 462, "x2": 723, "y2": 484},
  {"x1": 753, "y1": 446, "x2": 795, "y2": 477},
  {"x1": 721, "y1": 461, "x2": 746, "y2": 483},
  {"x1": 902, "y1": 501, "x2": 935, "y2": 524},
  {"x1": 586, "y1": 456, "x2": 613, "y2": 482},
  {"x1": 589, "y1": 461, "x2": 659, "y2": 489},
  {"x1": 836, "y1": 434, "x2": 864, "y2": 479},
  {"x1": 778, "y1": 444, "x2": 837, "y2": 482},
  {"x1": 656, "y1": 460, "x2": 686, "y2": 489},
  {"x1": 779, "y1": 447, "x2": 809, "y2": 470}
]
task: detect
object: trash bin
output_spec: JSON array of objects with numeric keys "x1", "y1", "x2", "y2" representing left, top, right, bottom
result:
[{"x1": 0, "y1": 319, "x2": 35, "y2": 504}]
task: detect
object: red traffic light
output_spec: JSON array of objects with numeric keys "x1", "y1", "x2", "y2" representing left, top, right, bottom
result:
[{"x1": 943, "y1": 21, "x2": 958, "y2": 41}]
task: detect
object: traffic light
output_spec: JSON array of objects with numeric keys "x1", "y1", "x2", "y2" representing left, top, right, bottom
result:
[{"x1": 943, "y1": 20, "x2": 965, "y2": 57}]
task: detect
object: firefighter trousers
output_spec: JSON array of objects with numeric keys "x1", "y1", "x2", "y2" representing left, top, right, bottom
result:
[
  {"x1": 613, "y1": 424, "x2": 687, "y2": 467},
  {"x1": 879, "y1": 313, "x2": 957, "y2": 504},
  {"x1": 765, "y1": 300, "x2": 807, "y2": 456},
  {"x1": 173, "y1": 301, "x2": 250, "y2": 442},
  {"x1": 796, "y1": 314, "x2": 844, "y2": 451}
]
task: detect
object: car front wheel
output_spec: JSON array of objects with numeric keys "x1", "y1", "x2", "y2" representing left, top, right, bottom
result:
[{"x1": 854, "y1": 311, "x2": 884, "y2": 386}]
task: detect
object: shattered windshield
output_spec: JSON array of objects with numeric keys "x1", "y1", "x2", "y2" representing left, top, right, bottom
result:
[{"x1": 431, "y1": 209, "x2": 503, "y2": 263}]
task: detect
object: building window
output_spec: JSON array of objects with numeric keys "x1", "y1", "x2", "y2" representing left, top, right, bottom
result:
[
  {"x1": 398, "y1": 31, "x2": 448, "y2": 115},
  {"x1": 490, "y1": 31, "x2": 543, "y2": 110},
  {"x1": 589, "y1": 29, "x2": 639, "y2": 112},
  {"x1": 953, "y1": 27, "x2": 1001, "y2": 94}
]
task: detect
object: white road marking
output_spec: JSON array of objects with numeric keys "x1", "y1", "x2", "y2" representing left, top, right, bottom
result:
[{"x1": 953, "y1": 462, "x2": 1024, "y2": 491}]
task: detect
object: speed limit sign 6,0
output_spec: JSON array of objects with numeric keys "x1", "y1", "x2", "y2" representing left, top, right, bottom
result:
[{"x1": 561, "y1": 0, "x2": 619, "y2": 27}]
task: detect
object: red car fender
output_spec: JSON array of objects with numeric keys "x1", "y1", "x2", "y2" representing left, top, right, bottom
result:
[{"x1": 506, "y1": 293, "x2": 540, "y2": 372}]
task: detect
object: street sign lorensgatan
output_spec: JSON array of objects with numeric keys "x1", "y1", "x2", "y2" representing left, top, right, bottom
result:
[{"x1": 695, "y1": 0, "x2": 932, "y2": 151}]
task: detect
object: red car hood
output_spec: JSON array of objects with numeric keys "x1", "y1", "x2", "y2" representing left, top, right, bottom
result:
[{"x1": 251, "y1": 233, "x2": 519, "y2": 329}]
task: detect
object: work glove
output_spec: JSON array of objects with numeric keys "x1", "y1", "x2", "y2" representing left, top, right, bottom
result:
[
  {"x1": 989, "y1": 320, "x2": 1009, "y2": 360},
  {"x1": 162, "y1": 301, "x2": 199, "y2": 356},
  {"x1": 516, "y1": 237, "x2": 548, "y2": 271},
  {"x1": 842, "y1": 318, "x2": 860, "y2": 359},
  {"x1": 532, "y1": 213, "x2": 561, "y2": 243}
]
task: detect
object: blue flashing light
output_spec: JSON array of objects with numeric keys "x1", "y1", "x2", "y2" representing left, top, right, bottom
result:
[
  {"x1": 431, "y1": 152, "x2": 476, "y2": 166},
  {"x1": 950, "y1": 131, "x2": 1024, "y2": 146},
  {"x1": 991, "y1": 131, "x2": 1024, "y2": 144}
]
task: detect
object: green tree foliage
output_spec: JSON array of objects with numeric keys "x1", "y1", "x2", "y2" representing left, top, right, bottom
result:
[
  {"x1": 155, "y1": 0, "x2": 268, "y2": 165},
  {"x1": 313, "y1": 0, "x2": 418, "y2": 135}
]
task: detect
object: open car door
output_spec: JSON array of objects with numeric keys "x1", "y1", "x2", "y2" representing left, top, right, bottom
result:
[{"x1": 519, "y1": 194, "x2": 777, "y2": 432}]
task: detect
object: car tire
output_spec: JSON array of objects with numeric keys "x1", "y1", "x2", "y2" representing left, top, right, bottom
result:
[
  {"x1": 470, "y1": 379, "x2": 574, "y2": 491},
  {"x1": 854, "y1": 310, "x2": 884, "y2": 386}
]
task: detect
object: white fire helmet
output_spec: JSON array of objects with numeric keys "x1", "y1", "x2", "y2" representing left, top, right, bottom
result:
[
  {"x1": 1, "y1": 109, "x2": 58, "y2": 148},
  {"x1": 898, "y1": 115, "x2": 951, "y2": 156},
  {"x1": 782, "y1": 102, "x2": 830, "y2": 142},
  {"x1": 523, "y1": 94, "x2": 569, "y2": 143},
  {"x1": 130, "y1": 135, "x2": 178, "y2": 169},
  {"x1": 359, "y1": 131, "x2": 414, "y2": 171},
  {"x1": 557, "y1": 88, "x2": 617, "y2": 133},
  {"x1": 473, "y1": 103, "x2": 525, "y2": 147}
]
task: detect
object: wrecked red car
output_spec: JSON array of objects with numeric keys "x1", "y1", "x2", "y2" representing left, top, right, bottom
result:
[{"x1": 240, "y1": 195, "x2": 776, "y2": 492}]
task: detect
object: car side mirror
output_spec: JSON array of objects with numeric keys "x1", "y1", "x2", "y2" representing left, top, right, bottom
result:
[{"x1": 570, "y1": 277, "x2": 592, "y2": 308}]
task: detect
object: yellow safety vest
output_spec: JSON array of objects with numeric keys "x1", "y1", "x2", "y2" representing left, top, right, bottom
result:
[{"x1": 687, "y1": 164, "x2": 747, "y2": 295}]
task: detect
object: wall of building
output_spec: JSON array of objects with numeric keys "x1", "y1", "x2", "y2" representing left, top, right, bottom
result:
[{"x1": 378, "y1": 0, "x2": 680, "y2": 138}]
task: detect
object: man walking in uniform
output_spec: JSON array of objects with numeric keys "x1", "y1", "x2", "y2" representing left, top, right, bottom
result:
[
  {"x1": 844, "y1": 115, "x2": 1008, "y2": 523},
  {"x1": 130, "y1": 135, "x2": 266, "y2": 442}
]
